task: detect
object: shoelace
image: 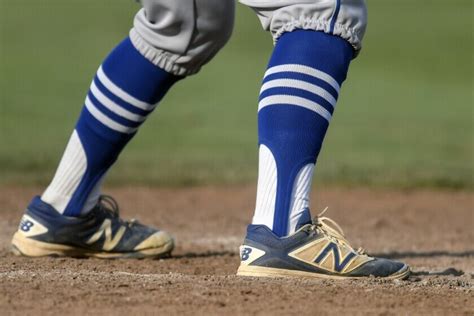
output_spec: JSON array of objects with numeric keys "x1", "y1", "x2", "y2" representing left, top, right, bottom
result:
[
  {"x1": 311, "y1": 207, "x2": 366, "y2": 255},
  {"x1": 97, "y1": 195, "x2": 139, "y2": 227}
]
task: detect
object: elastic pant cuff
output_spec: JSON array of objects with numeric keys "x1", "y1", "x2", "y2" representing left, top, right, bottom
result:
[
  {"x1": 273, "y1": 19, "x2": 362, "y2": 56},
  {"x1": 130, "y1": 28, "x2": 200, "y2": 77}
]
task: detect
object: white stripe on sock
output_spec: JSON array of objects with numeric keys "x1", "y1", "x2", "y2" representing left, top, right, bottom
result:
[
  {"x1": 85, "y1": 96, "x2": 138, "y2": 134},
  {"x1": 260, "y1": 78, "x2": 337, "y2": 108},
  {"x1": 80, "y1": 173, "x2": 107, "y2": 215},
  {"x1": 42, "y1": 130, "x2": 87, "y2": 214},
  {"x1": 252, "y1": 145, "x2": 277, "y2": 230},
  {"x1": 258, "y1": 95, "x2": 332, "y2": 123},
  {"x1": 287, "y1": 163, "x2": 315, "y2": 234},
  {"x1": 264, "y1": 64, "x2": 340, "y2": 94},
  {"x1": 97, "y1": 66, "x2": 156, "y2": 111},
  {"x1": 90, "y1": 81, "x2": 147, "y2": 123}
]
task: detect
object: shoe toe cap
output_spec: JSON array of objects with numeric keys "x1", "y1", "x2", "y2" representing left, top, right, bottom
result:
[
  {"x1": 351, "y1": 258, "x2": 409, "y2": 278},
  {"x1": 133, "y1": 231, "x2": 174, "y2": 251}
]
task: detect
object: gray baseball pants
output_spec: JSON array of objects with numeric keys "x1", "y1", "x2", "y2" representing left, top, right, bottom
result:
[{"x1": 132, "y1": 0, "x2": 367, "y2": 76}]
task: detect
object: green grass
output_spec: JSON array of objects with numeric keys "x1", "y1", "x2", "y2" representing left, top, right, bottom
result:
[{"x1": 0, "y1": 0, "x2": 472, "y2": 189}]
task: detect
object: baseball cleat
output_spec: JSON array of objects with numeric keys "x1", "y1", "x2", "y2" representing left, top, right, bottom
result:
[
  {"x1": 237, "y1": 208, "x2": 410, "y2": 280},
  {"x1": 11, "y1": 195, "x2": 174, "y2": 259}
]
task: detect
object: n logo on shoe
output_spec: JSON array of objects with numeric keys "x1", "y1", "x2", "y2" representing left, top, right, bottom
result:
[
  {"x1": 314, "y1": 242, "x2": 356, "y2": 272},
  {"x1": 289, "y1": 238, "x2": 372, "y2": 273},
  {"x1": 86, "y1": 219, "x2": 126, "y2": 251}
]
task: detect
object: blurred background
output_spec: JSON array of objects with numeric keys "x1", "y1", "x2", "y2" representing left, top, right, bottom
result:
[{"x1": 0, "y1": 0, "x2": 472, "y2": 189}]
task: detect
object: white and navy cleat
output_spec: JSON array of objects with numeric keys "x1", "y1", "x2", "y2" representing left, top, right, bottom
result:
[
  {"x1": 11, "y1": 195, "x2": 174, "y2": 259},
  {"x1": 237, "y1": 209, "x2": 410, "y2": 280}
]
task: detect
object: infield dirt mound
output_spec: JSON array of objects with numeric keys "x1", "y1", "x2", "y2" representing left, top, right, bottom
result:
[{"x1": 0, "y1": 186, "x2": 472, "y2": 315}]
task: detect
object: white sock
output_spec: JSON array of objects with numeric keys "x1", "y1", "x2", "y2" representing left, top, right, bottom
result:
[
  {"x1": 252, "y1": 145, "x2": 277, "y2": 229},
  {"x1": 252, "y1": 145, "x2": 314, "y2": 235},
  {"x1": 287, "y1": 163, "x2": 314, "y2": 233},
  {"x1": 41, "y1": 131, "x2": 102, "y2": 215}
]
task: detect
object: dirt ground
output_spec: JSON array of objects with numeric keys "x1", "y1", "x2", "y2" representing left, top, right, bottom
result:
[{"x1": 0, "y1": 185, "x2": 472, "y2": 315}]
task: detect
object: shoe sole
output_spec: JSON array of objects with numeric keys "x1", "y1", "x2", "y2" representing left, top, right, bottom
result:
[
  {"x1": 11, "y1": 232, "x2": 174, "y2": 259},
  {"x1": 237, "y1": 264, "x2": 411, "y2": 280}
]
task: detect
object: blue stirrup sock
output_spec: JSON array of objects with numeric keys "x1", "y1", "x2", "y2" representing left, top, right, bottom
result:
[
  {"x1": 252, "y1": 30, "x2": 353, "y2": 237},
  {"x1": 42, "y1": 38, "x2": 180, "y2": 216}
]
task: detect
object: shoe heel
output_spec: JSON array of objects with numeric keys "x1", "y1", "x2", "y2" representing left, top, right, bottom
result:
[{"x1": 11, "y1": 232, "x2": 77, "y2": 257}]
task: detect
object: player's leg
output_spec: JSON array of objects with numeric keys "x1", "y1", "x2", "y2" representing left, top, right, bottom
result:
[
  {"x1": 238, "y1": 0, "x2": 410, "y2": 279},
  {"x1": 12, "y1": 0, "x2": 235, "y2": 258}
]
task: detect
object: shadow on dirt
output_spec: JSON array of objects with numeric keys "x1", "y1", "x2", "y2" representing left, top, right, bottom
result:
[
  {"x1": 372, "y1": 250, "x2": 474, "y2": 259},
  {"x1": 411, "y1": 267, "x2": 465, "y2": 277},
  {"x1": 172, "y1": 251, "x2": 237, "y2": 259}
]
